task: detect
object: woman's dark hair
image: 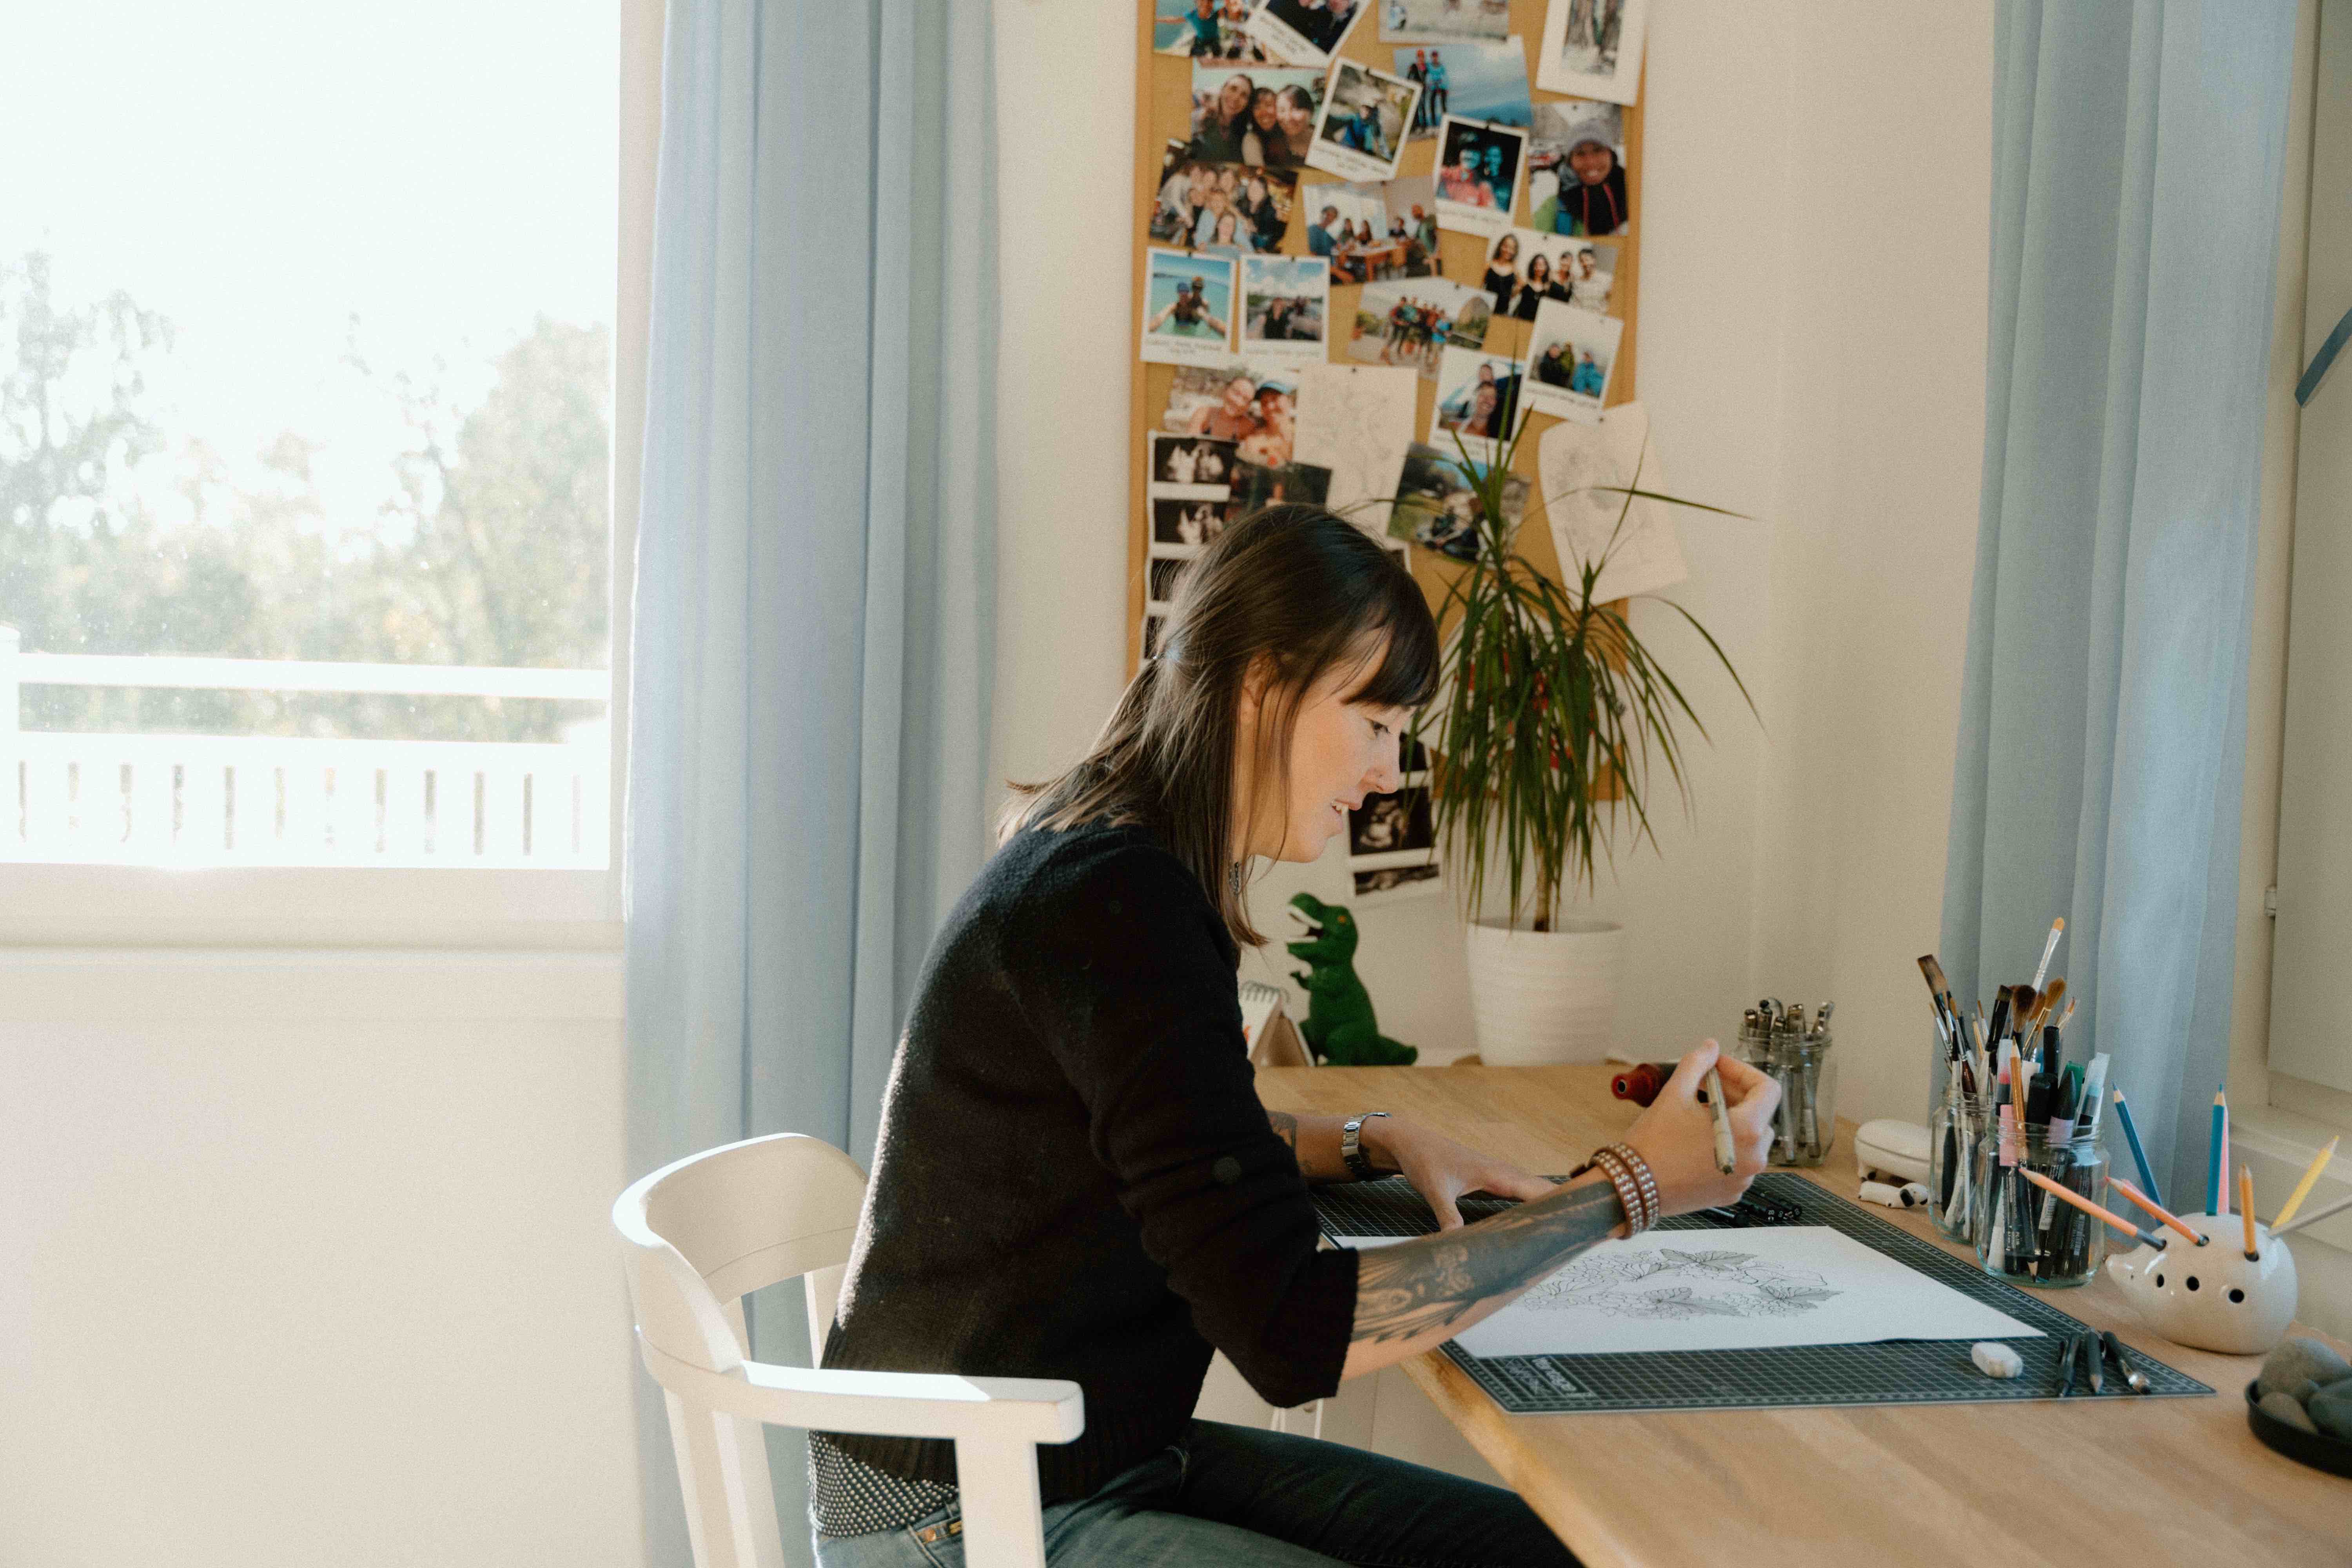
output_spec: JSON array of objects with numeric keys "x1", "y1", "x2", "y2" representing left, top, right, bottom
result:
[{"x1": 1002, "y1": 507, "x2": 1439, "y2": 946}]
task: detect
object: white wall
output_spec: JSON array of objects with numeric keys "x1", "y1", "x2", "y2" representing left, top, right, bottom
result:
[{"x1": 993, "y1": 2, "x2": 1994, "y2": 1116}]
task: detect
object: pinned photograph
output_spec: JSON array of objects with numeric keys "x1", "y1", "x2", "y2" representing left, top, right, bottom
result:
[
  {"x1": 1537, "y1": 0, "x2": 1648, "y2": 106},
  {"x1": 1348, "y1": 774, "x2": 1442, "y2": 907},
  {"x1": 1528, "y1": 97, "x2": 1630, "y2": 236},
  {"x1": 1303, "y1": 180, "x2": 1380, "y2": 283},
  {"x1": 1395, "y1": 39, "x2": 1530, "y2": 141},
  {"x1": 1430, "y1": 345, "x2": 1525, "y2": 464},
  {"x1": 1141, "y1": 248, "x2": 1237, "y2": 367},
  {"x1": 1189, "y1": 64, "x2": 1326, "y2": 170},
  {"x1": 1352, "y1": 859, "x2": 1443, "y2": 906},
  {"x1": 1247, "y1": 0, "x2": 1367, "y2": 68},
  {"x1": 1477, "y1": 229, "x2": 1613, "y2": 321},
  {"x1": 1241, "y1": 254, "x2": 1329, "y2": 360},
  {"x1": 1524, "y1": 299, "x2": 1622, "y2": 423},
  {"x1": 1433, "y1": 116, "x2": 1527, "y2": 238},
  {"x1": 1225, "y1": 457, "x2": 1332, "y2": 525},
  {"x1": 1151, "y1": 142, "x2": 1300, "y2": 253},
  {"x1": 1149, "y1": 432, "x2": 1238, "y2": 496},
  {"x1": 1379, "y1": 177, "x2": 1444, "y2": 277},
  {"x1": 1348, "y1": 277, "x2": 1490, "y2": 379},
  {"x1": 1388, "y1": 441, "x2": 1529, "y2": 562},
  {"x1": 1307, "y1": 59, "x2": 1421, "y2": 183},
  {"x1": 1156, "y1": 0, "x2": 1275, "y2": 60},
  {"x1": 1379, "y1": 0, "x2": 1508, "y2": 44},
  {"x1": 1153, "y1": 497, "x2": 1230, "y2": 547},
  {"x1": 1163, "y1": 360, "x2": 1299, "y2": 466},
  {"x1": 1148, "y1": 550, "x2": 1192, "y2": 608}
]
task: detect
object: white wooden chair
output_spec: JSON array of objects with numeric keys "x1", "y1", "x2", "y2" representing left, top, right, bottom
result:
[{"x1": 613, "y1": 1132, "x2": 1084, "y2": 1568}]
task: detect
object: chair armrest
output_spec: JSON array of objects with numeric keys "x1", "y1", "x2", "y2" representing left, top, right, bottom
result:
[{"x1": 637, "y1": 1334, "x2": 1085, "y2": 1447}]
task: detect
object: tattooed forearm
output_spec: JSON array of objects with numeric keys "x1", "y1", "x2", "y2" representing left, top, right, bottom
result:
[
  {"x1": 1266, "y1": 1111, "x2": 1298, "y2": 1152},
  {"x1": 1351, "y1": 1178, "x2": 1624, "y2": 1346}
]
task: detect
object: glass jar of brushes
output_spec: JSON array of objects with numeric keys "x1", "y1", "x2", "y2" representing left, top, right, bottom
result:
[
  {"x1": 1974, "y1": 1118, "x2": 2109, "y2": 1287},
  {"x1": 1739, "y1": 1002, "x2": 1836, "y2": 1168},
  {"x1": 1929, "y1": 1089, "x2": 1985, "y2": 1243}
]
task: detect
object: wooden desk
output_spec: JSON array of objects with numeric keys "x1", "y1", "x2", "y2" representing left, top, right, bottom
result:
[{"x1": 1255, "y1": 1064, "x2": 2352, "y2": 1567}]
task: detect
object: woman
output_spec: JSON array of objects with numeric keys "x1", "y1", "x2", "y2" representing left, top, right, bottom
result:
[
  {"x1": 1193, "y1": 185, "x2": 1239, "y2": 250},
  {"x1": 1235, "y1": 383, "x2": 1295, "y2": 467},
  {"x1": 1236, "y1": 172, "x2": 1283, "y2": 251},
  {"x1": 1441, "y1": 147, "x2": 1495, "y2": 210},
  {"x1": 1556, "y1": 134, "x2": 1629, "y2": 237},
  {"x1": 1241, "y1": 88, "x2": 1301, "y2": 170},
  {"x1": 1270, "y1": 83, "x2": 1319, "y2": 166},
  {"x1": 1480, "y1": 231, "x2": 1520, "y2": 317},
  {"x1": 811, "y1": 510, "x2": 1776, "y2": 1566},
  {"x1": 1192, "y1": 71, "x2": 1257, "y2": 162},
  {"x1": 1204, "y1": 206, "x2": 1249, "y2": 260},
  {"x1": 1187, "y1": 372, "x2": 1263, "y2": 443},
  {"x1": 1511, "y1": 251, "x2": 1566, "y2": 321}
]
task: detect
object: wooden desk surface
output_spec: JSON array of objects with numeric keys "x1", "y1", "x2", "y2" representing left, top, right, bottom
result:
[{"x1": 1255, "y1": 1064, "x2": 2352, "y2": 1567}]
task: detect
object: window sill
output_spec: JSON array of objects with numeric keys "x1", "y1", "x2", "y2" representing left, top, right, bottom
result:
[
  {"x1": 0, "y1": 944, "x2": 624, "y2": 1024},
  {"x1": 2233, "y1": 1098, "x2": 2352, "y2": 1255}
]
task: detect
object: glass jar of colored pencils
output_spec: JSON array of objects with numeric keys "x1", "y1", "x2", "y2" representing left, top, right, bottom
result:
[
  {"x1": 1974, "y1": 1120, "x2": 2109, "y2": 1287},
  {"x1": 1929, "y1": 1090, "x2": 1985, "y2": 1243}
]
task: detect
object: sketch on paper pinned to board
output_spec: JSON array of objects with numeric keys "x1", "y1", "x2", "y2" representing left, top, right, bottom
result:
[{"x1": 1334, "y1": 1225, "x2": 2041, "y2": 1358}]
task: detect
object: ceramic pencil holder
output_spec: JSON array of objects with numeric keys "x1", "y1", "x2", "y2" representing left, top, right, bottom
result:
[{"x1": 2104, "y1": 1212, "x2": 2299, "y2": 1355}]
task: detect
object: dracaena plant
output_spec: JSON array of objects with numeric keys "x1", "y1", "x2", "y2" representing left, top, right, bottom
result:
[{"x1": 1397, "y1": 415, "x2": 1753, "y2": 933}]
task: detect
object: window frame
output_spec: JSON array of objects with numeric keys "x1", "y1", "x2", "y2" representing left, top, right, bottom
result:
[{"x1": 0, "y1": 0, "x2": 662, "y2": 949}]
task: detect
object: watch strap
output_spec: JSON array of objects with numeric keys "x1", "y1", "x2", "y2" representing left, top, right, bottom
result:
[{"x1": 1341, "y1": 1111, "x2": 1390, "y2": 1181}]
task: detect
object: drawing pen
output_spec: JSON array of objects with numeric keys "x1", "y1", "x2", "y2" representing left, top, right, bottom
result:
[{"x1": 1704, "y1": 1065, "x2": 1736, "y2": 1174}]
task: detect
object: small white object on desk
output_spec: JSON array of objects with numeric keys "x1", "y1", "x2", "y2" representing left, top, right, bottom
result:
[
  {"x1": 1971, "y1": 1341, "x2": 2023, "y2": 1379},
  {"x1": 1854, "y1": 1118, "x2": 1933, "y2": 1184},
  {"x1": 1859, "y1": 1180, "x2": 1932, "y2": 1209}
]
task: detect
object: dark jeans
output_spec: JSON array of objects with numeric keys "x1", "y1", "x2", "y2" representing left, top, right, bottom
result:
[{"x1": 813, "y1": 1419, "x2": 1577, "y2": 1567}]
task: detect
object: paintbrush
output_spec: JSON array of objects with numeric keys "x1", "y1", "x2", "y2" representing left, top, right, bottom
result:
[{"x1": 2031, "y1": 916, "x2": 2066, "y2": 991}]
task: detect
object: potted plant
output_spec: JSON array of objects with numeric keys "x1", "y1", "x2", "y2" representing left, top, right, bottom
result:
[{"x1": 1402, "y1": 417, "x2": 1750, "y2": 1065}]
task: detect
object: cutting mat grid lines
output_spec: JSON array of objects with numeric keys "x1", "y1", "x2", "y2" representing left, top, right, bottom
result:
[{"x1": 1312, "y1": 1174, "x2": 2211, "y2": 1414}]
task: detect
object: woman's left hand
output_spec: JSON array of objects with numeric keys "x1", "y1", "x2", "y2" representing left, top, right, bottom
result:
[{"x1": 1372, "y1": 1119, "x2": 1559, "y2": 1230}]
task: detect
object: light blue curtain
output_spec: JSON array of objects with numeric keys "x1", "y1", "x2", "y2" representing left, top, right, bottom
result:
[
  {"x1": 622, "y1": 0, "x2": 997, "y2": 1561},
  {"x1": 1942, "y1": 1, "x2": 2295, "y2": 1208}
]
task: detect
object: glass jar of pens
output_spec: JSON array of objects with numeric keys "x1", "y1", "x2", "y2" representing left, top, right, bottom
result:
[
  {"x1": 1737, "y1": 1001, "x2": 1835, "y2": 1167},
  {"x1": 1975, "y1": 1115, "x2": 2110, "y2": 1287},
  {"x1": 1927, "y1": 1089, "x2": 1985, "y2": 1243}
]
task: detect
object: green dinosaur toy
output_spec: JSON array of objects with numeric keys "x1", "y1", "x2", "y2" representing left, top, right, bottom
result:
[{"x1": 1285, "y1": 893, "x2": 1417, "y2": 1066}]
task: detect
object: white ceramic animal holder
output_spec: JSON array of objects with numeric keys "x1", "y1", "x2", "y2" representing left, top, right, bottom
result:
[{"x1": 2103, "y1": 1211, "x2": 2298, "y2": 1355}]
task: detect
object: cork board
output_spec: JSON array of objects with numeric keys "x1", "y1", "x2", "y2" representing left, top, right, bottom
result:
[{"x1": 1126, "y1": 2, "x2": 1644, "y2": 667}]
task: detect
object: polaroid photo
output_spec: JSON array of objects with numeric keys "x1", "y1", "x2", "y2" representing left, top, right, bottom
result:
[
  {"x1": 1189, "y1": 63, "x2": 1326, "y2": 172},
  {"x1": 1148, "y1": 548, "x2": 1194, "y2": 610},
  {"x1": 1153, "y1": 496, "x2": 1232, "y2": 548},
  {"x1": 1347, "y1": 780, "x2": 1434, "y2": 859},
  {"x1": 1164, "y1": 358, "x2": 1273, "y2": 436},
  {"x1": 1156, "y1": 0, "x2": 1276, "y2": 62},
  {"x1": 1379, "y1": 0, "x2": 1508, "y2": 44},
  {"x1": 1352, "y1": 858, "x2": 1444, "y2": 906},
  {"x1": 1241, "y1": 254, "x2": 1330, "y2": 362},
  {"x1": 1247, "y1": 0, "x2": 1366, "y2": 69},
  {"x1": 1347, "y1": 276, "x2": 1490, "y2": 380},
  {"x1": 1151, "y1": 142, "x2": 1303, "y2": 254},
  {"x1": 1476, "y1": 229, "x2": 1613, "y2": 322},
  {"x1": 1524, "y1": 299, "x2": 1623, "y2": 424},
  {"x1": 1528, "y1": 98, "x2": 1630, "y2": 238},
  {"x1": 1537, "y1": 0, "x2": 1649, "y2": 106},
  {"x1": 1301, "y1": 180, "x2": 1381, "y2": 285},
  {"x1": 1394, "y1": 38, "x2": 1529, "y2": 142},
  {"x1": 1430, "y1": 345, "x2": 1526, "y2": 465},
  {"x1": 1149, "y1": 432, "x2": 1239, "y2": 498},
  {"x1": 1376, "y1": 176, "x2": 1444, "y2": 278},
  {"x1": 1388, "y1": 440, "x2": 1530, "y2": 561},
  {"x1": 1434, "y1": 116, "x2": 1527, "y2": 239},
  {"x1": 1224, "y1": 458, "x2": 1333, "y2": 527},
  {"x1": 1141, "y1": 248, "x2": 1238, "y2": 367},
  {"x1": 1307, "y1": 59, "x2": 1421, "y2": 183}
]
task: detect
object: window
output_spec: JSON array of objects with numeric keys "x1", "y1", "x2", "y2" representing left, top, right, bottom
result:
[{"x1": 0, "y1": 3, "x2": 621, "y2": 875}]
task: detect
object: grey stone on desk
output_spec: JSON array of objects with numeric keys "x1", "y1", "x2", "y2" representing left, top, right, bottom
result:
[
  {"x1": 2259, "y1": 1390, "x2": 2321, "y2": 1434},
  {"x1": 2307, "y1": 1376, "x2": 2352, "y2": 1441},
  {"x1": 2255, "y1": 1336, "x2": 2350, "y2": 1401}
]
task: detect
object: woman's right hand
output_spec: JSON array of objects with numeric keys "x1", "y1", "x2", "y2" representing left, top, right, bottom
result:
[{"x1": 1619, "y1": 1040, "x2": 1777, "y2": 1218}]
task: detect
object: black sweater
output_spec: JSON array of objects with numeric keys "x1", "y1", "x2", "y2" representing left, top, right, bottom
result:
[{"x1": 817, "y1": 820, "x2": 1360, "y2": 1501}]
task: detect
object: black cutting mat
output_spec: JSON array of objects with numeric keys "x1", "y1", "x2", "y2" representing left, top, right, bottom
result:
[{"x1": 1313, "y1": 1172, "x2": 2211, "y2": 1415}]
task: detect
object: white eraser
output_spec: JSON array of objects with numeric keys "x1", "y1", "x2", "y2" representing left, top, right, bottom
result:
[{"x1": 1971, "y1": 1341, "x2": 2023, "y2": 1379}]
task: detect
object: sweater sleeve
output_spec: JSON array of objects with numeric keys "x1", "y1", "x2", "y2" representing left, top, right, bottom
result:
[{"x1": 1003, "y1": 838, "x2": 1358, "y2": 1408}]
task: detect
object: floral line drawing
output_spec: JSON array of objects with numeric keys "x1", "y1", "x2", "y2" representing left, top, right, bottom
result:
[{"x1": 1525, "y1": 1247, "x2": 1844, "y2": 1321}]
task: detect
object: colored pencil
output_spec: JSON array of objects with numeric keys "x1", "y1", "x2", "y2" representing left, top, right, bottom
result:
[
  {"x1": 2273, "y1": 1136, "x2": 2340, "y2": 1229},
  {"x1": 2108, "y1": 1175, "x2": 2202, "y2": 1245},
  {"x1": 2207, "y1": 1088, "x2": 2227, "y2": 1215},
  {"x1": 2275, "y1": 1187, "x2": 2352, "y2": 1238},
  {"x1": 2111, "y1": 1089, "x2": 2160, "y2": 1206},
  {"x1": 2239, "y1": 1167, "x2": 2259, "y2": 1258},
  {"x1": 2019, "y1": 1167, "x2": 2160, "y2": 1249}
]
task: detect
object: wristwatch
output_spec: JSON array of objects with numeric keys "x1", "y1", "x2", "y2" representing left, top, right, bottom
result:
[{"x1": 1340, "y1": 1112, "x2": 1390, "y2": 1181}]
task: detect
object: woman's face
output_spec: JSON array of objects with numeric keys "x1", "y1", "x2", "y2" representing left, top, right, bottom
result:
[
  {"x1": 1472, "y1": 385, "x2": 1498, "y2": 419},
  {"x1": 1217, "y1": 167, "x2": 1240, "y2": 193},
  {"x1": 1494, "y1": 234, "x2": 1517, "y2": 265},
  {"x1": 1216, "y1": 212, "x2": 1240, "y2": 241},
  {"x1": 1219, "y1": 77, "x2": 1252, "y2": 119},
  {"x1": 1247, "y1": 175, "x2": 1269, "y2": 200},
  {"x1": 1527, "y1": 254, "x2": 1550, "y2": 286},
  {"x1": 1277, "y1": 91, "x2": 1312, "y2": 137},
  {"x1": 1239, "y1": 647, "x2": 1409, "y2": 863},
  {"x1": 1252, "y1": 90, "x2": 1280, "y2": 131},
  {"x1": 1570, "y1": 142, "x2": 1615, "y2": 185},
  {"x1": 1221, "y1": 377, "x2": 1258, "y2": 414}
]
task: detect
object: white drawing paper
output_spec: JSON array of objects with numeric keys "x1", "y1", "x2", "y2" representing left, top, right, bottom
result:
[
  {"x1": 1294, "y1": 362, "x2": 1417, "y2": 539},
  {"x1": 1336, "y1": 1225, "x2": 2041, "y2": 1357},
  {"x1": 1538, "y1": 403, "x2": 1686, "y2": 605}
]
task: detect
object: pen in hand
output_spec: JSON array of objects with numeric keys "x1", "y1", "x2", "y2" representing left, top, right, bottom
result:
[{"x1": 1704, "y1": 1065, "x2": 1737, "y2": 1175}]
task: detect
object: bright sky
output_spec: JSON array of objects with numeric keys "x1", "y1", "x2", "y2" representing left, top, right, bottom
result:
[{"x1": 0, "y1": 1, "x2": 617, "y2": 537}]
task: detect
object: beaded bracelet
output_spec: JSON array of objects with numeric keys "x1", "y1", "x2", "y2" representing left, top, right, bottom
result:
[{"x1": 1574, "y1": 1142, "x2": 1660, "y2": 1236}]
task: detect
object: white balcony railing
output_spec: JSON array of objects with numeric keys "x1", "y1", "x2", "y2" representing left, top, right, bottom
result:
[{"x1": 0, "y1": 627, "x2": 611, "y2": 869}]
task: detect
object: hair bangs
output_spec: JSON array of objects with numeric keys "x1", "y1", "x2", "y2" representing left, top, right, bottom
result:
[{"x1": 1347, "y1": 564, "x2": 1443, "y2": 710}]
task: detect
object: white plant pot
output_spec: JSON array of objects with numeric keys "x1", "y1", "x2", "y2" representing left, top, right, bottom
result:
[{"x1": 1464, "y1": 917, "x2": 1625, "y2": 1065}]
